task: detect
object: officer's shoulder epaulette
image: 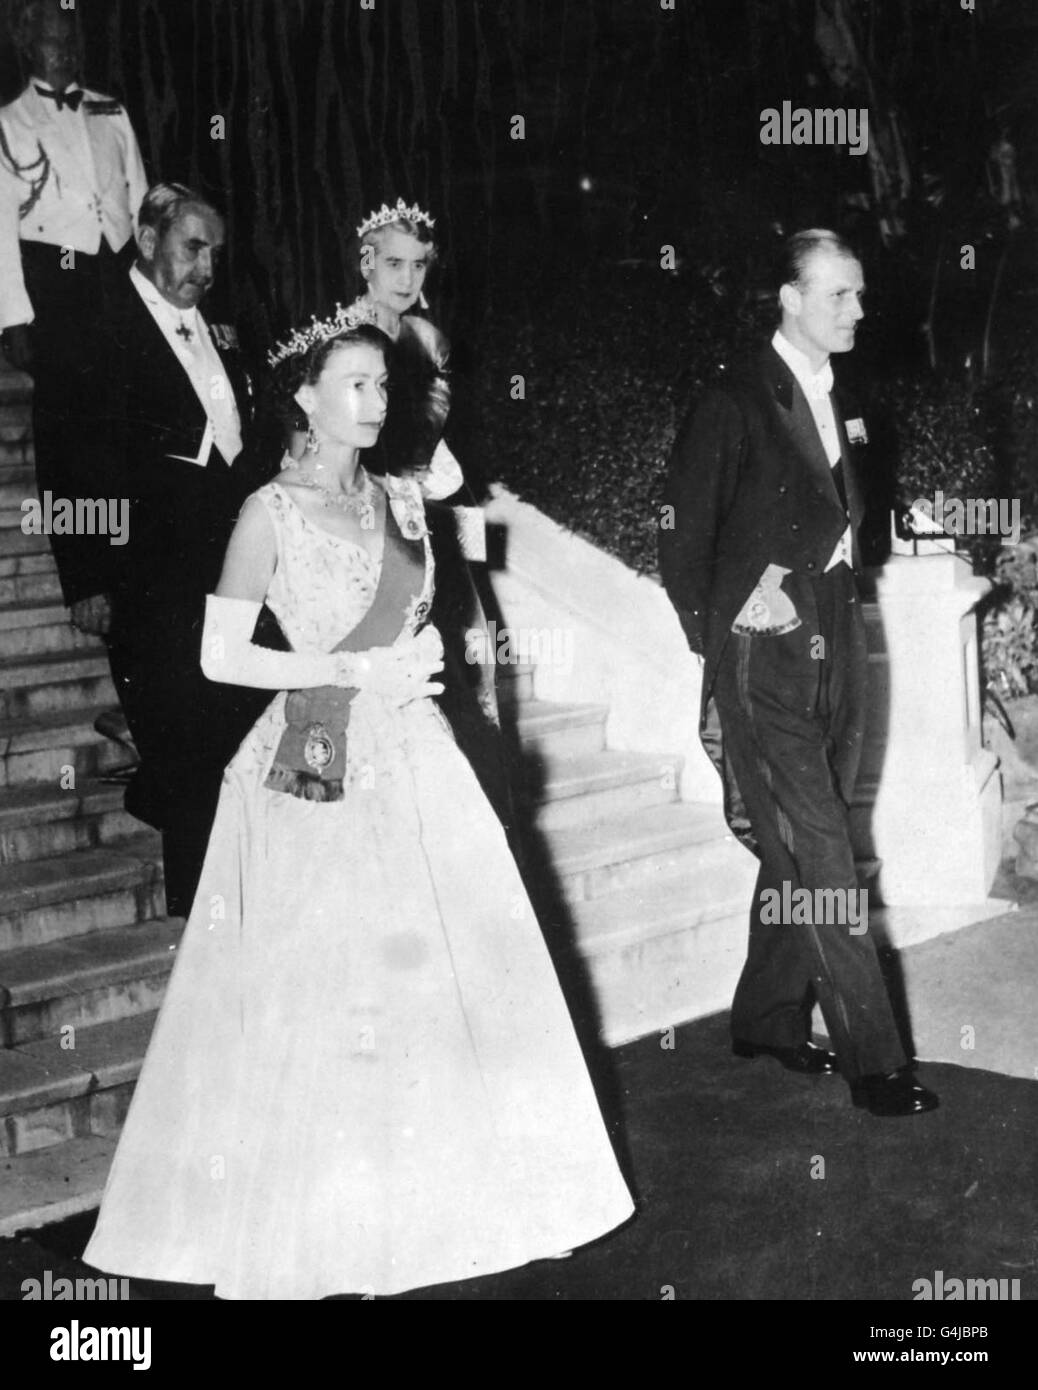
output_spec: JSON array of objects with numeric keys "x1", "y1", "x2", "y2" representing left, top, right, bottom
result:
[{"x1": 83, "y1": 98, "x2": 124, "y2": 116}]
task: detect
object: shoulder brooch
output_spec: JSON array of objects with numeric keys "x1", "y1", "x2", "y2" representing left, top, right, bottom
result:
[
  {"x1": 384, "y1": 475, "x2": 428, "y2": 540},
  {"x1": 209, "y1": 323, "x2": 239, "y2": 351}
]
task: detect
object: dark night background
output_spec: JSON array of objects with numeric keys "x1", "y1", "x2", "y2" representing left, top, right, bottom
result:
[
  {"x1": 0, "y1": 1, "x2": 1032, "y2": 338},
  {"x1": 1, "y1": 0, "x2": 1036, "y2": 681}
]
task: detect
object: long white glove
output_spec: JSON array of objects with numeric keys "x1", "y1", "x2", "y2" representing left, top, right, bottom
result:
[
  {"x1": 420, "y1": 438, "x2": 465, "y2": 500},
  {"x1": 200, "y1": 594, "x2": 445, "y2": 704}
]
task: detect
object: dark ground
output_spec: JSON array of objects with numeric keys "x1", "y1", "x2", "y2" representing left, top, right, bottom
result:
[{"x1": 2, "y1": 1010, "x2": 1034, "y2": 1309}]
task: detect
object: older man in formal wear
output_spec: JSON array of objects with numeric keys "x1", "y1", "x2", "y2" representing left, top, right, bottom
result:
[
  {"x1": 0, "y1": 0, "x2": 147, "y2": 624},
  {"x1": 660, "y1": 229, "x2": 938, "y2": 1118},
  {"x1": 88, "y1": 181, "x2": 274, "y2": 918}
]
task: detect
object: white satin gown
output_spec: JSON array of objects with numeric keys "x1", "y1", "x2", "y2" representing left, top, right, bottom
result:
[{"x1": 83, "y1": 477, "x2": 634, "y2": 1299}]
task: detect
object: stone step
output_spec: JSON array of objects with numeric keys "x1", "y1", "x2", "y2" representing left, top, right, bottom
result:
[
  {"x1": 541, "y1": 800, "x2": 746, "y2": 905},
  {"x1": 0, "y1": 1131, "x2": 115, "y2": 1236},
  {"x1": 0, "y1": 463, "x2": 33, "y2": 499},
  {"x1": 570, "y1": 869, "x2": 750, "y2": 953},
  {"x1": 512, "y1": 699, "x2": 607, "y2": 758},
  {"x1": 526, "y1": 747, "x2": 682, "y2": 831},
  {"x1": 494, "y1": 660, "x2": 534, "y2": 706},
  {"x1": 0, "y1": 598, "x2": 100, "y2": 659},
  {"x1": 0, "y1": 650, "x2": 115, "y2": 720},
  {"x1": 0, "y1": 525, "x2": 53, "y2": 573},
  {"x1": 0, "y1": 461, "x2": 35, "y2": 527},
  {"x1": 0, "y1": 564, "x2": 63, "y2": 606},
  {"x1": 0, "y1": 1012, "x2": 158, "y2": 1159},
  {"x1": 0, "y1": 367, "x2": 33, "y2": 404},
  {"x1": 0, "y1": 781, "x2": 136, "y2": 866},
  {"x1": 0, "y1": 913, "x2": 179, "y2": 1047},
  {"x1": 0, "y1": 836, "x2": 164, "y2": 952},
  {"x1": 0, "y1": 704, "x2": 130, "y2": 789},
  {"x1": 564, "y1": 870, "x2": 758, "y2": 1046},
  {"x1": 0, "y1": 439, "x2": 31, "y2": 470},
  {"x1": 0, "y1": 400, "x2": 31, "y2": 433}
]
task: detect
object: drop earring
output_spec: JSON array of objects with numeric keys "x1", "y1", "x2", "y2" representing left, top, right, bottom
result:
[{"x1": 304, "y1": 421, "x2": 321, "y2": 456}]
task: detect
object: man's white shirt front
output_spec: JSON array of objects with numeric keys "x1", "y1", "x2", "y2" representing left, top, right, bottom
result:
[
  {"x1": 772, "y1": 330, "x2": 852, "y2": 571},
  {"x1": 129, "y1": 263, "x2": 242, "y2": 467}
]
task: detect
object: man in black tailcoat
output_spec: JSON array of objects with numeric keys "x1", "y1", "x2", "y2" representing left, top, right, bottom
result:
[
  {"x1": 89, "y1": 181, "x2": 274, "y2": 917},
  {"x1": 660, "y1": 229, "x2": 938, "y2": 1118}
]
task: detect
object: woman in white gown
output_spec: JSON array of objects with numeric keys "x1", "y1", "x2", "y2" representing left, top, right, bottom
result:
[{"x1": 82, "y1": 308, "x2": 634, "y2": 1300}]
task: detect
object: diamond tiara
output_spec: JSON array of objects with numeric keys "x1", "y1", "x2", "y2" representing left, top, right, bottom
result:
[
  {"x1": 266, "y1": 299, "x2": 380, "y2": 369},
  {"x1": 355, "y1": 197, "x2": 436, "y2": 241}
]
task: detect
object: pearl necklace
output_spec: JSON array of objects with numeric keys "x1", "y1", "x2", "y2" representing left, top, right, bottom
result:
[{"x1": 284, "y1": 465, "x2": 378, "y2": 517}]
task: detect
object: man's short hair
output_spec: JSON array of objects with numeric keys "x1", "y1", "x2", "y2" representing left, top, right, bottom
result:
[
  {"x1": 777, "y1": 228, "x2": 859, "y2": 292},
  {"x1": 137, "y1": 182, "x2": 220, "y2": 240},
  {"x1": 14, "y1": 0, "x2": 73, "y2": 54}
]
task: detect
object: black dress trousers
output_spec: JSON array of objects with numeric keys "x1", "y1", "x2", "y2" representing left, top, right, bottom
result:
[
  {"x1": 23, "y1": 238, "x2": 134, "y2": 604},
  {"x1": 712, "y1": 563, "x2": 908, "y2": 1082}
]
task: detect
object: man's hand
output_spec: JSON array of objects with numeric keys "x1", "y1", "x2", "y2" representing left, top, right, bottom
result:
[
  {"x1": 1, "y1": 324, "x2": 35, "y2": 374},
  {"x1": 70, "y1": 594, "x2": 112, "y2": 636}
]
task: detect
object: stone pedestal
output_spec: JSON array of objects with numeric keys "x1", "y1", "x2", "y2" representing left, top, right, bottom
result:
[{"x1": 859, "y1": 553, "x2": 1002, "y2": 922}]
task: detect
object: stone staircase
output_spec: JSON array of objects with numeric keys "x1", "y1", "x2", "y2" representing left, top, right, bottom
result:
[{"x1": 0, "y1": 362, "x2": 756, "y2": 1232}]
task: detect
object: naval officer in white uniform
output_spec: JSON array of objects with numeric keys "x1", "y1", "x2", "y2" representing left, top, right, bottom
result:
[{"x1": 0, "y1": 0, "x2": 147, "y2": 631}]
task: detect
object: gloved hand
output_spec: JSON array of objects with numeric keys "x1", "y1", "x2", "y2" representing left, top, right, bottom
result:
[
  {"x1": 355, "y1": 625, "x2": 444, "y2": 706},
  {"x1": 70, "y1": 593, "x2": 112, "y2": 636}
]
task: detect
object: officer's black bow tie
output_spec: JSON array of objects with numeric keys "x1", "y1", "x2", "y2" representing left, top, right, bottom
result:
[{"x1": 35, "y1": 85, "x2": 83, "y2": 112}]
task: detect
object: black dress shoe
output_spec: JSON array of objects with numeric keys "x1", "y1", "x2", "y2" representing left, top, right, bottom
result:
[
  {"x1": 851, "y1": 1071, "x2": 940, "y2": 1117},
  {"x1": 732, "y1": 1039, "x2": 839, "y2": 1074}
]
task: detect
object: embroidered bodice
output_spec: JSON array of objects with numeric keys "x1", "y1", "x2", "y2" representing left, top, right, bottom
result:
[{"x1": 252, "y1": 477, "x2": 434, "y2": 655}]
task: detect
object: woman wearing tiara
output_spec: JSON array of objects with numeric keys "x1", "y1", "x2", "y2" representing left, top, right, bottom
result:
[
  {"x1": 83, "y1": 307, "x2": 634, "y2": 1300},
  {"x1": 347, "y1": 196, "x2": 459, "y2": 492},
  {"x1": 288, "y1": 201, "x2": 473, "y2": 554},
  {"x1": 288, "y1": 200, "x2": 512, "y2": 824}
]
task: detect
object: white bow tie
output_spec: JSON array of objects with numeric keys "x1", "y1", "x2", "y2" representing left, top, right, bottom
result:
[{"x1": 801, "y1": 363, "x2": 834, "y2": 401}]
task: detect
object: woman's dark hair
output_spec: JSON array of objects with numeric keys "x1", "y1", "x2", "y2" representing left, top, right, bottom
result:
[{"x1": 271, "y1": 323, "x2": 390, "y2": 432}]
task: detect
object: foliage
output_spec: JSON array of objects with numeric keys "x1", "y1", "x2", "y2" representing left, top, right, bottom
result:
[
  {"x1": 983, "y1": 592, "x2": 1038, "y2": 701},
  {"x1": 884, "y1": 377, "x2": 997, "y2": 505},
  {"x1": 458, "y1": 261, "x2": 770, "y2": 576},
  {"x1": 980, "y1": 536, "x2": 1038, "y2": 701}
]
